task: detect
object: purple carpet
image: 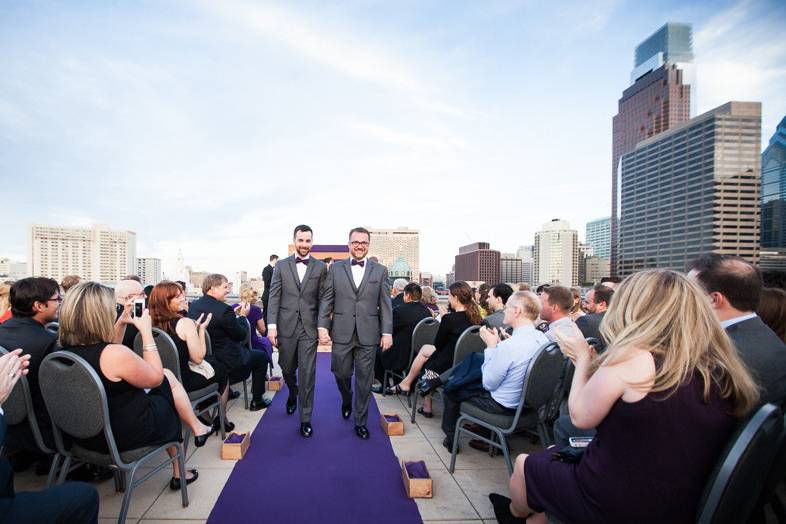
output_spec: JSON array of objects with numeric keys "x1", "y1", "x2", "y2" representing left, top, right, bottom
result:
[{"x1": 207, "y1": 353, "x2": 423, "y2": 524}]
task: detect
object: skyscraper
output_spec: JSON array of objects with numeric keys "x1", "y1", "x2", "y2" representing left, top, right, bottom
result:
[
  {"x1": 586, "y1": 217, "x2": 611, "y2": 260},
  {"x1": 618, "y1": 102, "x2": 761, "y2": 275},
  {"x1": 516, "y1": 245, "x2": 534, "y2": 285},
  {"x1": 533, "y1": 219, "x2": 579, "y2": 286},
  {"x1": 454, "y1": 242, "x2": 500, "y2": 283},
  {"x1": 761, "y1": 116, "x2": 786, "y2": 249},
  {"x1": 368, "y1": 227, "x2": 419, "y2": 279},
  {"x1": 611, "y1": 22, "x2": 695, "y2": 275},
  {"x1": 28, "y1": 224, "x2": 136, "y2": 284},
  {"x1": 499, "y1": 254, "x2": 525, "y2": 283},
  {"x1": 136, "y1": 257, "x2": 162, "y2": 286}
]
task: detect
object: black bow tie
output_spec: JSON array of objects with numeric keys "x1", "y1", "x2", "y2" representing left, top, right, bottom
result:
[
  {"x1": 296, "y1": 257, "x2": 309, "y2": 265},
  {"x1": 351, "y1": 259, "x2": 365, "y2": 267}
]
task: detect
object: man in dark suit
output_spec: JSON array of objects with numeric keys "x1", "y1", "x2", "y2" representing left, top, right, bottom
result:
[
  {"x1": 321, "y1": 227, "x2": 393, "y2": 439},
  {"x1": 575, "y1": 284, "x2": 614, "y2": 351},
  {"x1": 189, "y1": 274, "x2": 271, "y2": 418},
  {"x1": 0, "y1": 278, "x2": 60, "y2": 454},
  {"x1": 267, "y1": 226, "x2": 330, "y2": 437},
  {"x1": 374, "y1": 282, "x2": 431, "y2": 390},
  {"x1": 261, "y1": 254, "x2": 278, "y2": 324},
  {"x1": 391, "y1": 279, "x2": 407, "y2": 309},
  {"x1": 689, "y1": 254, "x2": 786, "y2": 406},
  {"x1": 0, "y1": 349, "x2": 99, "y2": 523}
]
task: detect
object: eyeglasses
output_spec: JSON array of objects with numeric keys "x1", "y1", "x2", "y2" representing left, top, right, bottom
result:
[
  {"x1": 48, "y1": 296, "x2": 63, "y2": 304},
  {"x1": 350, "y1": 241, "x2": 369, "y2": 247}
]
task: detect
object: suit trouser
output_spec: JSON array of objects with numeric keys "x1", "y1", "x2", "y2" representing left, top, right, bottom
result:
[
  {"x1": 278, "y1": 320, "x2": 318, "y2": 423},
  {"x1": 442, "y1": 389, "x2": 515, "y2": 441},
  {"x1": 332, "y1": 331, "x2": 377, "y2": 426},
  {"x1": 0, "y1": 481, "x2": 99, "y2": 524},
  {"x1": 228, "y1": 349, "x2": 269, "y2": 402}
]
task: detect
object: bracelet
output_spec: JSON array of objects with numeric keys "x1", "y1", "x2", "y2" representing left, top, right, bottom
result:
[
  {"x1": 143, "y1": 343, "x2": 157, "y2": 350},
  {"x1": 143, "y1": 347, "x2": 159, "y2": 352}
]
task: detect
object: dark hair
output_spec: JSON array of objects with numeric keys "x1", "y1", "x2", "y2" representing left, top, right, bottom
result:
[
  {"x1": 143, "y1": 285, "x2": 154, "y2": 298},
  {"x1": 542, "y1": 285, "x2": 573, "y2": 313},
  {"x1": 348, "y1": 227, "x2": 370, "y2": 240},
  {"x1": 293, "y1": 225, "x2": 313, "y2": 238},
  {"x1": 757, "y1": 288, "x2": 786, "y2": 343},
  {"x1": 269, "y1": 254, "x2": 279, "y2": 262},
  {"x1": 689, "y1": 254, "x2": 761, "y2": 311},
  {"x1": 403, "y1": 282, "x2": 422, "y2": 301},
  {"x1": 175, "y1": 280, "x2": 187, "y2": 291},
  {"x1": 491, "y1": 283, "x2": 514, "y2": 305},
  {"x1": 123, "y1": 275, "x2": 142, "y2": 283},
  {"x1": 536, "y1": 284, "x2": 550, "y2": 294},
  {"x1": 10, "y1": 277, "x2": 60, "y2": 317},
  {"x1": 591, "y1": 284, "x2": 614, "y2": 308},
  {"x1": 149, "y1": 281, "x2": 184, "y2": 334},
  {"x1": 600, "y1": 276, "x2": 622, "y2": 284},
  {"x1": 449, "y1": 281, "x2": 482, "y2": 325},
  {"x1": 761, "y1": 270, "x2": 786, "y2": 290}
]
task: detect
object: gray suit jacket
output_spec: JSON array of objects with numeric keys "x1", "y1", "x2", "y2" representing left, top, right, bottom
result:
[
  {"x1": 322, "y1": 259, "x2": 393, "y2": 346},
  {"x1": 267, "y1": 255, "x2": 331, "y2": 339},
  {"x1": 725, "y1": 316, "x2": 786, "y2": 406}
]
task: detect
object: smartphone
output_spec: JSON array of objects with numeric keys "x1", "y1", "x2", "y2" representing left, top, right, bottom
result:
[
  {"x1": 568, "y1": 437, "x2": 593, "y2": 448},
  {"x1": 133, "y1": 298, "x2": 145, "y2": 318}
]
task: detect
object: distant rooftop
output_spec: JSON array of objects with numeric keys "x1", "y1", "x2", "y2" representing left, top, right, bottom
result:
[{"x1": 311, "y1": 244, "x2": 349, "y2": 253}]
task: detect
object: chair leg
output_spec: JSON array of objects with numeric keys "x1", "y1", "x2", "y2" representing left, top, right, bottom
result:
[
  {"x1": 218, "y1": 397, "x2": 226, "y2": 440},
  {"x1": 449, "y1": 418, "x2": 463, "y2": 473},
  {"x1": 382, "y1": 371, "x2": 389, "y2": 397},
  {"x1": 176, "y1": 443, "x2": 189, "y2": 508},
  {"x1": 57, "y1": 455, "x2": 72, "y2": 485},
  {"x1": 46, "y1": 454, "x2": 61, "y2": 488},
  {"x1": 498, "y1": 429, "x2": 513, "y2": 475},
  {"x1": 243, "y1": 379, "x2": 249, "y2": 410},
  {"x1": 411, "y1": 393, "x2": 418, "y2": 423},
  {"x1": 117, "y1": 468, "x2": 136, "y2": 524}
]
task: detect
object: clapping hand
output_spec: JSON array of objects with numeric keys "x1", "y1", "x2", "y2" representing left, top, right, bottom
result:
[
  {"x1": 235, "y1": 302, "x2": 250, "y2": 317},
  {"x1": 195, "y1": 313, "x2": 212, "y2": 331},
  {"x1": 479, "y1": 326, "x2": 501, "y2": 347},
  {"x1": 552, "y1": 324, "x2": 592, "y2": 364},
  {"x1": 0, "y1": 349, "x2": 31, "y2": 404}
]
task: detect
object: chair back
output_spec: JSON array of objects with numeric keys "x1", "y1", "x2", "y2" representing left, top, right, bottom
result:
[
  {"x1": 204, "y1": 329, "x2": 213, "y2": 356},
  {"x1": 237, "y1": 315, "x2": 253, "y2": 349},
  {"x1": 133, "y1": 329, "x2": 182, "y2": 383},
  {"x1": 38, "y1": 351, "x2": 110, "y2": 442},
  {"x1": 697, "y1": 403, "x2": 784, "y2": 523},
  {"x1": 521, "y1": 341, "x2": 565, "y2": 413},
  {"x1": 452, "y1": 325, "x2": 484, "y2": 366},
  {"x1": 0, "y1": 345, "x2": 30, "y2": 425},
  {"x1": 410, "y1": 317, "x2": 439, "y2": 368},
  {"x1": 45, "y1": 321, "x2": 59, "y2": 334}
]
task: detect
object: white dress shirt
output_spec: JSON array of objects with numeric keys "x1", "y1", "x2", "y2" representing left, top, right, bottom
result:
[
  {"x1": 350, "y1": 257, "x2": 367, "y2": 288},
  {"x1": 295, "y1": 254, "x2": 310, "y2": 283},
  {"x1": 720, "y1": 312, "x2": 758, "y2": 329}
]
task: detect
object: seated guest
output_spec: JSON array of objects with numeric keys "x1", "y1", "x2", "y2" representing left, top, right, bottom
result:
[
  {"x1": 538, "y1": 285, "x2": 576, "y2": 341},
  {"x1": 189, "y1": 274, "x2": 271, "y2": 415},
  {"x1": 388, "y1": 282, "x2": 481, "y2": 417},
  {"x1": 374, "y1": 283, "x2": 431, "y2": 391},
  {"x1": 0, "y1": 283, "x2": 11, "y2": 324},
  {"x1": 0, "y1": 278, "x2": 61, "y2": 455},
  {"x1": 491, "y1": 269, "x2": 760, "y2": 523},
  {"x1": 148, "y1": 281, "x2": 229, "y2": 401},
  {"x1": 391, "y1": 279, "x2": 408, "y2": 309},
  {"x1": 476, "y1": 283, "x2": 491, "y2": 318},
  {"x1": 232, "y1": 287, "x2": 273, "y2": 362},
  {"x1": 420, "y1": 286, "x2": 440, "y2": 317},
  {"x1": 757, "y1": 287, "x2": 786, "y2": 343},
  {"x1": 441, "y1": 291, "x2": 547, "y2": 452},
  {"x1": 114, "y1": 278, "x2": 146, "y2": 350},
  {"x1": 599, "y1": 276, "x2": 621, "y2": 290},
  {"x1": 0, "y1": 349, "x2": 100, "y2": 524},
  {"x1": 568, "y1": 287, "x2": 585, "y2": 322},
  {"x1": 482, "y1": 284, "x2": 513, "y2": 329},
  {"x1": 60, "y1": 275, "x2": 81, "y2": 294},
  {"x1": 575, "y1": 284, "x2": 614, "y2": 351},
  {"x1": 58, "y1": 282, "x2": 212, "y2": 490},
  {"x1": 689, "y1": 254, "x2": 786, "y2": 406}
]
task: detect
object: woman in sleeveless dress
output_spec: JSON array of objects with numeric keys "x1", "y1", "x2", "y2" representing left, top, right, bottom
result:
[
  {"x1": 490, "y1": 269, "x2": 760, "y2": 524},
  {"x1": 58, "y1": 282, "x2": 214, "y2": 490}
]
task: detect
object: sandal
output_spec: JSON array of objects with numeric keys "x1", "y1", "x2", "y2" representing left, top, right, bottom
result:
[
  {"x1": 385, "y1": 384, "x2": 411, "y2": 397},
  {"x1": 417, "y1": 407, "x2": 434, "y2": 419}
]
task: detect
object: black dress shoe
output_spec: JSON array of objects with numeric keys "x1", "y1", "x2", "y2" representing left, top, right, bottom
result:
[
  {"x1": 249, "y1": 398, "x2": 272, "y2": 411},
  {"x1": 355, "y1": 425, "x2": 369, "y2": 440},
  {"x1": 341, "y1": 404, "x2": 352, "y2": 419},
  {"x1": 212, "y1": 417, "x2": 235, "y2": 433},
  {"x1": 286, "y1": 397, "x2": 297, "y2": 415},
  {"x1": 300, "y1": 422, "x2": 313, "y2": 438},
  {"x1": 169, "y1": 469, "x2": 199, "y2": 491},
  {"x1": 228, "y1": 388, "x2": 240, "y2": 400},
  {"x1": 489, "y1": 493, "x2": 527, "y2": 524}
]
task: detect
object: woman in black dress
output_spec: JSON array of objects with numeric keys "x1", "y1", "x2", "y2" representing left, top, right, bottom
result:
[
  {"x1": 388, "y1": 281, "x2": 482, "y2": 415},
  {"x1": 59, "y1": 282, "x2": 213, "y2": 490}
]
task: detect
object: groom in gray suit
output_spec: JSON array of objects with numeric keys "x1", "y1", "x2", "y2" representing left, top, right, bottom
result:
[
  {"x1": 267, "y1": 225, "x2": 331, "y2": 438},
  {"x1": 320, "y1": 227, "x2": 393, "y2": 439}
]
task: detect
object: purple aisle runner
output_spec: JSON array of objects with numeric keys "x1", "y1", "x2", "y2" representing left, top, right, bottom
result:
[{"x1": 207, "y1": 353, "x2": 423, "y2": 524}]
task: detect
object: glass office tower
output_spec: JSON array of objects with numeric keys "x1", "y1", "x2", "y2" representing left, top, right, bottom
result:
[{"x1": 761, "y1": 117, "x2": 786, "y2": 248}]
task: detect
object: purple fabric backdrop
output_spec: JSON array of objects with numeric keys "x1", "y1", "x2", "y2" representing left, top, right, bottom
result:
[{"x1": 207, "y1": 353, "x2": 423, "y2": 523}]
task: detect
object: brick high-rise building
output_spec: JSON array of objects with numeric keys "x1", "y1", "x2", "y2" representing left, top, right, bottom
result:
[
  {"x1": 611, "y1": 23, "x2": 695, "y2": 275},
  {"x1": 454, "y1": 242, "x2": 500, "y2": 284}
]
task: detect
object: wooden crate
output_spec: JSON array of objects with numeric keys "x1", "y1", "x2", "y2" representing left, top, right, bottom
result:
[
  {"x1": 380, "y1": 413, "x2": 405, "y2": 436},
  {"x1": 401, "y1": 461, "x2": 432, "y2": 498},
  {"x1": 221, "y1": 432, "x2": 250, "y2": 460},
  {"x1": 266, "y1": 376, "x2": 283, "y2": 391}
]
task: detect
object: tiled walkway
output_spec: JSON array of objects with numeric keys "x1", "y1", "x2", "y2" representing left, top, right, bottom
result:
[{"x1": 13, "y1": 350, "x2": 543, "y2": 523}]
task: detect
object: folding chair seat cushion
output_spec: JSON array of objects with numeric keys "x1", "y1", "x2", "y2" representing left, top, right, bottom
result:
[
  {"x1": 460, "y1": 402, "x2": 538, "y2": 430},
  {"x1": 71, "y1": 443, "x2": 164, "y2": 466}
]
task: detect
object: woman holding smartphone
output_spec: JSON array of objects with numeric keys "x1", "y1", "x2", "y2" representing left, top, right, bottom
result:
[{"x1": 490, "y1": 270, "x2": 759, "y2": 524}]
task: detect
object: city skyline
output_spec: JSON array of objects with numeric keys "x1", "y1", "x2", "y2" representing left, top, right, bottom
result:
[{"x1": 2, "y1": 1, "x2": 786, "y2": 277}]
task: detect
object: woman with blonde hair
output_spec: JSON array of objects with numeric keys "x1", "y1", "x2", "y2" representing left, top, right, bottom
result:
[
  {"x1": 569, "y1": 286, "x2": 585, "y2": 321},
  {"x1": 58, "y1": 282, "x2": 213, "y2": 491},
  {"x1": 420, "y1": 286, "x2": 440, "y2": 317},
  {"x1": 0, "y1": 283, "x2": 11, "y2": 323},
  {"x1": 491, "y1": 270, "x2": 760, "y2": 524},
  {"x1": 232, "y1": 286, "x2": 273, "y2": 362}
]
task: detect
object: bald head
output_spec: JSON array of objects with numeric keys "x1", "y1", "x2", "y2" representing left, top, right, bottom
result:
[
  {"x1": 688, "y1": 253, "x2": 762, "y2": 313},
  {"x1": 115, "y1": 279, "x2": 144, "y2": 304}
]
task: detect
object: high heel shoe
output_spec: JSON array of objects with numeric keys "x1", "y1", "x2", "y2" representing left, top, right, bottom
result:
[
  {"x1": 194, "y1": 431, "x2": 210, "y2": 448},
  {"x1": 212, "y1": 417, "x2": 235, "y2": 434},
  {"x1": 169, "y1": 469, "x2": 199, "y2": 491},
  {"x1": 384, "y1": 384, "x2": 411, "y2": 397}
]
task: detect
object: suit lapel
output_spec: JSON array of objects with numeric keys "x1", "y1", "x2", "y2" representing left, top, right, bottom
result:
[
  {"x1": 299, "y1": 258, "x2": 316, "y2": 295},
  {"x1": 357, "y1": 260, "x2": 374, "y2": 296},
  {"x1": 343, "y1": 260, "x2": 359, "y2": 295},
  {"x1": 287, "y1": 256, "x2": 301, "y2": 291}
]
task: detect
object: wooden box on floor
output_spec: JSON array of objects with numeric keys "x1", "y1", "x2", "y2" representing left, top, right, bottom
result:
[
  {"x1": 221, "y1": 432, "x2": 250, "y2": 460},
  {"x1": 401, "y1": 461, "x2": 432, "y2": 498},
  {"x1": 380, "y1": 413, "x2": 404, "y2": 436},
  {"x1": 266, "y1": 376, "x2": 283, "y2": 391}
]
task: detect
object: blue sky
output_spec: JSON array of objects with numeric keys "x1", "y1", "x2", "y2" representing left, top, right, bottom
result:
[{"x1": 2, "y1": 0, "x2": 785, "y2": 278}]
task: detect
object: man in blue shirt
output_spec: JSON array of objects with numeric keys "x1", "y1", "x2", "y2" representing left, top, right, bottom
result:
[{"x1": 440, "y1": 291, "x2": 548, "y2": 451}]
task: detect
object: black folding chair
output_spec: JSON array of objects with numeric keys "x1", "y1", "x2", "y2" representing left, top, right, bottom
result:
[{"x1": 382, "y1": 317, "x2": 439, "y2": 405}]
